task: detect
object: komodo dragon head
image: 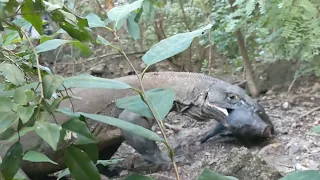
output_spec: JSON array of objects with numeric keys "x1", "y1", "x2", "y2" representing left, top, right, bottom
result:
[{"x1": 181, "y1": 80, "x2": 275, "y2": 143}]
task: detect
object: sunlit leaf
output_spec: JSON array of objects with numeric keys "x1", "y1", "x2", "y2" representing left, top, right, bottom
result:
[
  {"x1": 116, "y1": 88, "x2": 176, "y2": 120},
  {"x1": 280, "y1": 170, "x2": 320, "y2": 180},
  {"x1": 42, "y1": 74, "x2": 64, "y2": 99},
  {"x1": 142, "y1": 24, "x2": 213, "y2": 66},
  {"x1": 21, "y1": 0, "x2": 43, "y2": 35},
  {"x1": 86, "y1": 13, "x2": 106, "y2": 28},
  {"x1": 62, "y1": 74, "x2": 131, "y2": 89},
  {"x1": 107, "y1": 0, "x2": 144, "y2": 28},
  {"x1": 0, "y1": 63, "x2": 25, "y2": 86},
  {"x1": 57, "y1": 108, "x2": 163, "y2": 142},
  {"x1": 35, "y1": 39, "x2": 71, "y2": 53},
  {"x1": 127, "y1": 13, "x2": 140, "y2": 40},
  {"x1": 16, "y1": 105, "x2": 36, "y2": 124},
  {"x1": 34, "y1": 121, "x2": 62, "y2": 151},
  {"x1": 23, "y1": 150, "x2": 58, "y2": 165}
]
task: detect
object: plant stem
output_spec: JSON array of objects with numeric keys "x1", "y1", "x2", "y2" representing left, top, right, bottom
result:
[{"x1": 112, "y1": 31, "x2": 181, "y2": 180}]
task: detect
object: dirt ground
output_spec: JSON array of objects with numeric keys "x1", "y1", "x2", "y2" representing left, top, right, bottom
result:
[{"x1": 52, "y1": 51, "x2": 320, "y2": 180}]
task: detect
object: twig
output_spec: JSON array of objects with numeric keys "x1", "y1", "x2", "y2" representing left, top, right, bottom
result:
[
  {"x1": 112, "y1": 31, "x2": 181, "y2": 180},
  {"x1": 299, "y1": 106, "x2": 320, "y2": 119}
]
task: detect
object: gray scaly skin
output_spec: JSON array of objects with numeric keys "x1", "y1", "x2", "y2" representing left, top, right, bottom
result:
[{"x1": 0, "y1": 72, "x2": 274, "y2": 179}]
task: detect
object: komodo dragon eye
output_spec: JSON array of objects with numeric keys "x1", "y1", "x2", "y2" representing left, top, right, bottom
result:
[{"x1": 227, "y1": 93, "x2": 239, "y2": 102}]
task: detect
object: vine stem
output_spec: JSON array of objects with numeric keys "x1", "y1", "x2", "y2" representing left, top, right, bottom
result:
[
  {"x1": 20, "y1": 28, "x2": 44, "y2": 103},
  {"x1": 112, "y1": 31, "x2": 180, "y2": 180}
]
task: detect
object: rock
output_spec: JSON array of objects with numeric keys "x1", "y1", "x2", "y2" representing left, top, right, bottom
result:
[
  {"x1": 282, "y1": 101, "x2": 291, "y2": 110},
  {"x1": 90, "y1": 63, "x2": 106, "y2": 76},
  {"x1": 211, "y1": 147, "x2": 282, "y2": 180}
]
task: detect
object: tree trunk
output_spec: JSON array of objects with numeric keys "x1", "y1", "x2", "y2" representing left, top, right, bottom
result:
[{"x1": 228, "y1": 0, "x2": 259, "y2": 97}]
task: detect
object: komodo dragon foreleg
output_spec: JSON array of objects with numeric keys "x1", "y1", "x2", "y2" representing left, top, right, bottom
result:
[{"x1": 118, "y1": 110, "x2": 171, "y2": 165}]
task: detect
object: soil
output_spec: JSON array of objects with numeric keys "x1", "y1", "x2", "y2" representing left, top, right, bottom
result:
[{"x1": 51, "y1": 48, "x2": 320, "y2": 180}]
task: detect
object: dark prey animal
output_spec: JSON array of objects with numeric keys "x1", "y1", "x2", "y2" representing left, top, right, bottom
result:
[{"x1": 0, "y1": 72, "x2": 275, "y2": 179}]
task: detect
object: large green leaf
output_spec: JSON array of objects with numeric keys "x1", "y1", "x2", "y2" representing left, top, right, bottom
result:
[
  {"x1": 16, "y1": 105, "x2": 36, "y2": 124},
  {"x1": 0, "y1": 63, "x2": 25, "y2": 86},
  {"x1": 61, "y1": 119, "x2": 97, "y2": 145},
  {"x1": 23, "y1": 150, "x2": 58, "y2": 165},
  {"x1": 96, "y1": 35, "x2": 110, "y2": 46},
  {"x1": 116, "y1": 88, "x2": 176, "y2": 120},
  {"x1": 0, "y1": 110, "x2": 17, "y2": 134},
  {"x1": 142, "y1": 24, "x2": 213, "y2": 66},
  {"x1": 70, "y1": 41, "x2": 91, "y2": 56},
  {"x1": 13, "y1": 88, "x2": 35, "y2": 105},
  {"x1": 35, "y1": 39, "x2": 71, "y2": 53},
  {"x1": 0, "y1": 96, "x2": 13, "y2": 111},
  {"x1": 34, "y1": 121, "x2": 62, "y2": 151},
  {"x1": 197, "y1": 169, "x2": 237, "y2": 180},
  {"x1": 21, "y1": 0, "x2": 43, "y2": 36},
  {"x1": 64, "y1": 146, "x2": 100, "y2": 180},
  {"x1": 62, "y1": 74, "x2": 131, "y2": 89},
  {"x1": 57, "y1": 108, "x2": 163, "y2": 142},
  {"x1": 123, "y1": 174, "x2": 156, "y2": 180},
  {"x1": 142, "y1": 0, "x2": 155, "y2": 21},
  {"x1": 85, "y1": 13, "x2": 107, "y2": 28},
  {"x1": 280, "y1": 170, "x2": 320, "y2": 180},
  {"x1": 42, "y1": 74, "x2": 64, "y2": 99},
  {"x1": 127, "y1": 13, "x2": 140, "y2": 40},
  {"x1": 76, "y1": 144, "x2": 99, "y2": 164},
  {"x1": 0, "y1": 142, "x2": 23, "y2": 180},
  {"x1": 107, "y1": 0, "x2": 144, "y2": 29}
]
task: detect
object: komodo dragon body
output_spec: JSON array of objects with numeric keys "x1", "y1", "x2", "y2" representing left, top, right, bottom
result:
[{"x1": 0, "y1": 72, "x2": 274, "y2": 179}]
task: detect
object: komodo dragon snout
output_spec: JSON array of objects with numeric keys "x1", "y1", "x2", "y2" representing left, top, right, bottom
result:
[{"x1": 197, "y1": 82, "x2": 275, "y2": 143}]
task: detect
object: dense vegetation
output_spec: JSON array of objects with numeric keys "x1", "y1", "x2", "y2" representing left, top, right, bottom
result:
[{"x1": 0, "y1": 0, "x2": 319, "y2": 180}]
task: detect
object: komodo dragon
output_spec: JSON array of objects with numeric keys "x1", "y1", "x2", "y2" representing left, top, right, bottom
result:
[{"x1": 0, "y1": 72, "x2": 275, "y2": 179}]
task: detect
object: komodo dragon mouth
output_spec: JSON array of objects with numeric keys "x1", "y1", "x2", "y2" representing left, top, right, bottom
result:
[{"x1": 190, "y1": 83, "x2": 275, "y2": 143}]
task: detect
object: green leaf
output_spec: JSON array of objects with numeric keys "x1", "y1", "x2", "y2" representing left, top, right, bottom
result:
[
  {"x1": 311, "y1": 125, "x2": 320, "y2": 133},
  {"x1": 0, "y1": 111, "x2": 17, "y2": 134},
  {"x1": 16, "y1": 105, "x2": 36, "y2": 124},
  {"x1": 62, "y1": 74, "x2": 131, "y2": 89},
  {"x1": 127, "y1": 13, "x2": 140, "y2": 40},
  {"x1": 34, "y1": 121, "x2": 62, "y2": 151},
  {"x1": 13, "y1": 88, "x2": 35, "y2": 105},
  {"x1": 86, "y1": 13, "x2": 106, "y2": 28},
  {"x1": 76, "y1": 144, "x2": 99, "y2": 163},
  {"x1": 57, "y1": 168, "x2": 70, "y2": 180},
  {"x1": 0, "y1": 142, "x2": 23, "y2": 180},
  {"x1": 107, "y1": 0, "x2": 144, "y2": 28},
  {"x1": 61, "y1": 119, "x2": 97, "y2": 145},
  {"x1": 21, "y1": 0, "x2": 43, "y2": 36},
  {"x1": 35, "y1": 39, "x2": 71, "y2": 53},
  {"x1": 116, "y1": 88, "x2": 176, "y2": 120},
  {"x1": 3, "y1": 127, "x2": 34, "y2": 143},
  {"x1": 42, "y1": 74, "x2": 64, "y2": 99},
  {"x1": 123, "y1": 174, "x2": 156, "y2": 180},
  {"x1": 96, "y1": 35, "x2": 110, "y2": 46},
  {"x1": 96, "y1": 158, "x2": 123, "y2": 166},
  {"x1": 23, "y1": 150, "x2": 58, "y2": 165},
  {"x1": 142, "y1": 0, "x2": 155, "y2": 21},
  {"x1": 142, "y1": 24, "x2": 213, "y2": 66},
  {"x1": 0, "y1": 63, "x2": 25, "y2": 86},
  {"x1": 64, "y1": 146, "x2": 100, "y2": 180},
  {"x1": 280, "y1": 170, "x2": 320, "y2": 180},
  {"x1": 57, "y1": 108, "x2": 163, "y2": 142},
  {"x1": 0, "y1": 96, "x2": 13, "y2": 111},
  {"x1": 197, "y1": 168, "x2": 234, "y2": 180},
  {"x1": 70, "y1": 41, "x2": 91, "y2": 56}
]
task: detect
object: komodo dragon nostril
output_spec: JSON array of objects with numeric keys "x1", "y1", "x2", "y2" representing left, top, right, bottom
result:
[{"x1": 263, "y1": 127, "x2": 272, "y2": 138}]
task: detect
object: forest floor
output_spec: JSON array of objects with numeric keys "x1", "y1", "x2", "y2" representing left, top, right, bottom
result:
[{"x1": 53, "y1": 55, "x2": 320, "y2": 180}]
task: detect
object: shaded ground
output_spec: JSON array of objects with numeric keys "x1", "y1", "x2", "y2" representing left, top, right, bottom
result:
[
  {"x1": 105, "y1": 80, "x2": 320, "y2": 180},
  {"x1": 52, "y1": 50, "x2": 320, "y2": 179}
]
